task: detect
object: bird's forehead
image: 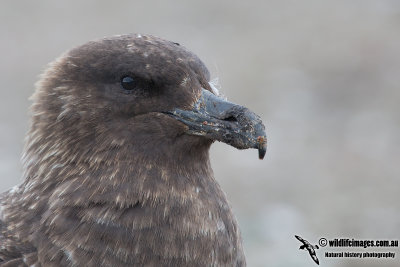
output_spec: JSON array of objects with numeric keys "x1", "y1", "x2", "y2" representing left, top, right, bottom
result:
[
  {"x1": 125, "y1": 34, "x2": 177, "y2": 54},
  {"x1": 88, "y1": 34, "x2": 195, "y2": 63},
  {"x1": 125, "y1": 35, "x2": 204, "y2": 70},
  {"x1": 68, "y1": 34, "x2": 210, "y2": 83}
]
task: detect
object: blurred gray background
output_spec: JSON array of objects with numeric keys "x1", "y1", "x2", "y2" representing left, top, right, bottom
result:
[{"x1": 1, "y1": 1, "x2": 399, "y2": 266}]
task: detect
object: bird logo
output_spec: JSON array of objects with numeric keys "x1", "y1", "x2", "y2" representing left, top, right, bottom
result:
[{"x1": 295, "y1": 235, "x2": 320, "y2": 265}]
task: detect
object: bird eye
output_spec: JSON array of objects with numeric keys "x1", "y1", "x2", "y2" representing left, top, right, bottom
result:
[{"x1": 121, "y1": 76, "x2": 137, "y2": 90}]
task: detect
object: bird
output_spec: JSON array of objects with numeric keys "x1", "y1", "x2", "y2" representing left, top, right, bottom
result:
[
  {"x1": 0, "y1": 34, "x2": 267, "y2": 266},
  {"x1": 295, "y1": 235, "x2": 320, "y2": 265}
]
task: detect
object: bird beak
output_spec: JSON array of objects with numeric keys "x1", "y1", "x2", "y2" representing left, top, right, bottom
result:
[{"x1": 164, "y1": 88, "x2": 267, "y2": 159}]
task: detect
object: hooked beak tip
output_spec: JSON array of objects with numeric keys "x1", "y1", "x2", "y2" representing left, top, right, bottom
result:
[{"x1": 257, "y1": 136, "x2": 267, "y2": 160}]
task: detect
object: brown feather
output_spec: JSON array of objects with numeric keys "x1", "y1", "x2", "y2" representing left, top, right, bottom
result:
[{"x1": 0, "y1": 34, "x2": 245, "y2": 266}]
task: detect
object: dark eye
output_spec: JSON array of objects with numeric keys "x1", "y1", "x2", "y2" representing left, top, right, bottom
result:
[{"x1": 121, "y1": 76, "x2": 137, "y2": 90}]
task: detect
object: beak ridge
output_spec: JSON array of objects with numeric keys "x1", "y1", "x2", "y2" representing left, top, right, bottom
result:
[{"x1": 165, "y1": 89, "x2": 267, "y2": 159}]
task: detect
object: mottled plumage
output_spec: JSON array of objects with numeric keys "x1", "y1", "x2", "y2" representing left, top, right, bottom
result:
[{"x1": 0, "y1": 34, "x2": 266, "y2": 266}]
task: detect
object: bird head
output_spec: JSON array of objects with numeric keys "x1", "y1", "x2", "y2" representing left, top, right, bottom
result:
[{"x1": 28, "y1": 34, "x2": 266, "y2": 167}]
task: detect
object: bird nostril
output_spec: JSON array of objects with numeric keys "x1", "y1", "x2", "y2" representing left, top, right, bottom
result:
[{"x1": 223, "y1": 116, "x2": 238, "y2": 122}]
